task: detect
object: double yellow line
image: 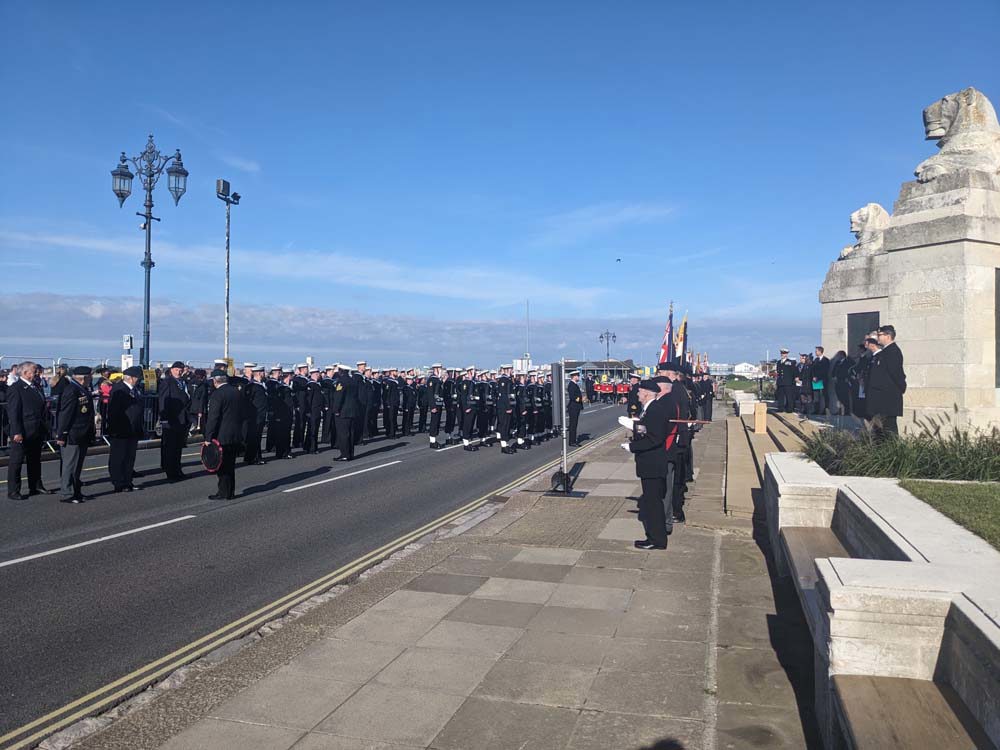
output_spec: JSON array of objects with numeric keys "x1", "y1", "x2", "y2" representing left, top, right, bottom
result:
[{"x1": 0, "y1": 429, "x2": 619, "y2": 750}]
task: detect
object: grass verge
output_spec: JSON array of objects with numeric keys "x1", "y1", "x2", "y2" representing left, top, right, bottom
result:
[{"x1": 899, "y1": 479, "x2": 1000, "y2": 551}]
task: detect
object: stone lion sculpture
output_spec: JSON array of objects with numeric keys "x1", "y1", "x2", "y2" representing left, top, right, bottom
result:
[
  {"x1": 839, "y1": 202, "x2": 891, "y2": 259},
  {"x1": 914, "y1": 87, "x2": 1000, "y2": 183}
]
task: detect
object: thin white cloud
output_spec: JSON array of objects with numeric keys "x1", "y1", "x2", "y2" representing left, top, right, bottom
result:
[
  {"x1": 532, "y1": 201, "x2": 677, "y2": 247},
  {"x1": 0, "y1": 228, "x2": 607, "y2": 309},
  {"x1": 218, "y1": 153, "x2": 261, "y2": 174}
]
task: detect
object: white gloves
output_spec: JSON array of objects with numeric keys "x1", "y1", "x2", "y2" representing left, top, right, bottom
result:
[{"x1": 620, "y1": 442, "x2": 631, "y2": 451}]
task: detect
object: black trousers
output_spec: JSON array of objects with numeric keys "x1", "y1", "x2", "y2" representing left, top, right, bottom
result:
[
  {"x1": 567, "y1": 407, "x2": 582, "y2": 444},
  {"x1": 496, "y1": 409, "x2": 513, "y2": 445},
  {"x1": 322, "y1": 410, "x2": 334, "y2": 445},
  {"x1": 292, "y1": 410, "x2": 304, "y2": 448},
  {"x1": 270, "y1": 419, "x2": 291, "y2": 458},
  {"x1": 476, "y1": 409, "x2": 491, "y2": 440},
  {"x1": 402, "y1": 408, "x2": 415, "y2": 435},
  {"x1": 304, "y1": 413, "x2": 322, "y2": 453},
  {"x1": 812, "y1": 385, "x2": 827, "y2": 415},
  {"x1": 461, "y1": 409, "x2": 478, "y2": 442},
  {"x1": 429, "y1": 408, "x2": 443, "y2": 438},
  {"x1": 444, "y1": 407, "x2": 458, "y2": 435},
  {"x1": 216, "y1": 443, "x2": 237, "y2": 498},
  {"x1": 383, "y1": 407, "x2": 399, "y2": 438},
  {"x1": 335, "y1": 417, "x2": 355, "y2": 459},
  {"x1": 638, "y1": 469, "x2": 673, "y2": 547},
  {"x1": 354, "y1": 409, "x2": 367, "y2": 445},
  {"x1": 7, "y1": 435, "x2": 43, "y2": 497},
  {"x1": 244, "y1": 422, "x2": 264, "y2": 463},
  {"x1": 704, "y1": 397, "x2": 714, "y2": 422},
  {"x1": 109, "y1": 437, "x2": 138, "y2": 490},
  {"x1": 366, "y1": 407, "x2": 379, "y2": 439},
  {"x1": 778, "y1": 385, "x2": 797, "y2": 412},
  {"x1": 161, "y1": 427, "x2": 187, "y2": 477},
  {"x1": 418, "y1": 406, "x2": 428, "y2": 432}
]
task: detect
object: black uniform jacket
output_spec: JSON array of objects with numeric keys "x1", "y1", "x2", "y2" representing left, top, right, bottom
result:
[
  {"x1": 332, "y1": 374, "x2": 360, "y2": 418},
  {"x1": 776, "y1": 359, "x2": 798, "y2": 387},
  {"x1": 246, "y1": 380, "x2": 269, "y2": 426},
  {"x1": 107, "y1": 381, "x2": 144, "y2": 439},
  {"x1": 159, "y1": 375, "x2": 192, "y2": 430},
  {"x1": 56, "y1": 379, "x2": 96, "y2": 445},
  {"x1": 866, "y1": 342, "x2": 906, "y2": 417},
  {"x1": 205, "y1": 383, "x2": 245, "y2": 445},
  {"x1": 567, "y1": 380, "x2": 583, "y2": 411},
  {"x1": 628, "y1": 396, "x2": 679, "y2": 479},
  {"x1": 5, "y1": 379, "x2": 49, "y2": 441}
]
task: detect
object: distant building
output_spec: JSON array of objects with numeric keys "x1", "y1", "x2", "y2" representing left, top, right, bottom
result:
[
  {"x1": 563, "y1": 358, "x2": 637, "y2": 380},
  {"x1": 733, "y1": 362, "x2": 763, "y2": 378},
  {"x1": 708, "y1": 362, "x2": 733, "y2": 376}
]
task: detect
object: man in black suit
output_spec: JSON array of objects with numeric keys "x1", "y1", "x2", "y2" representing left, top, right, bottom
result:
[
  {"x1": 107, "y1": 366, "x2": 145, "y2": 492},
  {"x1": 159, "y1": 361, "x2": 191, "y2": 480},
  {"x1": 332, "y1": 364, "x2": 359, "y2": 461},
  {"x1": 776, "y1": 348, "x2": 798, "y2": 413},
  {"x1": 6, "y1": 361, "x2": 54, "y2": 500},
  {"x1": 623, "y1": 380, "x2": 681, "y2": 550},
  {"x1": 304, "y1": 367, "x2": 324, "y2": 453},
  {"x1": 244, "y1": 365, "x2": 269, "y2": 464},
  {"x1": 204, "y1": 371, "x2": 244, "y2": 499},
  {"x1": 566, "y1": 370, "x2": 584, "y2": 447},
  {"x1": 56, "y1": 366, "x2": 96, "y2": 502},
  {"x1": 867, "y1": 325, "x2": 907, "y2": 437}
]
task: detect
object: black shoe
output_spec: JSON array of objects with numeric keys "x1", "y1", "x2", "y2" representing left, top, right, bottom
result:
[
  {"x1": 334, "y1": 456, "x2": 350, "y2": 462},
  {"x1": 672, "y1": 512, "x2": 686, "y2": 524},
  {"x1": 634, "y1": 540, "x2": 667, "y2": 550},
  {"x1": 463, "y1": 445, "x2": 478, "y2": 452},
  {"x1": 61, "y1": 496, "x2": 85, "y2": 504},
  {"x1": 255, "y1": 460, "x2": 266, "y2": 465},
  {"x1": 128, "y1": 485, "x2": 143, "y2": 492},
  {"x1": 208, "y1": 494, "x2": 223, "y2": 500},
  {"x1": 8, "y1": 493, "x2": 28, "y2": 501}
]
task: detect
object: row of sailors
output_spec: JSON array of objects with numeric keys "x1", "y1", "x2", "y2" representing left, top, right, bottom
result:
[{"x1": 185, "y1": 361, "x2": 564, "y2": 466}]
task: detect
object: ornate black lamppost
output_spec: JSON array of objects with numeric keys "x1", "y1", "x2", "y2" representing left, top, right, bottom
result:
[
  {"x1": 111, "y1": 134, "x2": 188, "y2": 367},
  {"x1": 598, "y1": 329, "x2": 616, "y2": 378}
]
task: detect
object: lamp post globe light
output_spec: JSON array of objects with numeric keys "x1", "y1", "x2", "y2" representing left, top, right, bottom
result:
[
  {"x1": 216, "y1": 179, "x2": 241, "y2": 360},
  {"x1": 110, "y1": 134, "x2": 188, "y2": 367},
  {"x1": 598, "y1": 329, "x2": 616, "y2": 378}
]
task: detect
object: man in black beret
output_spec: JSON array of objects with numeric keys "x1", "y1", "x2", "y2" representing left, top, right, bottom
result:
[
  {"x1": 159, "y1": 360, "x2": 191, "y2": 481},
  {"x1": 56, "y1": 366, "x2": 96, "y2": 502},
  {"x1": 107, "y1": 366, "x2": 146, "y2": 492},
  {"x1": 204, "y1": 369, "x2": 243, "y2": 499}
]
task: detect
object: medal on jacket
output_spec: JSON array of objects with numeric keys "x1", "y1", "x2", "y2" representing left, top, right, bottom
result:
[{"x1": 81, "y1": 404, "x2": 88, "y2": 413}]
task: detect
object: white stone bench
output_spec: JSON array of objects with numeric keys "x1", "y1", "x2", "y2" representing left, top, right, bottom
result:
[{"x1": 763, "y1": 454, "x2": 1000, "y2": 749}]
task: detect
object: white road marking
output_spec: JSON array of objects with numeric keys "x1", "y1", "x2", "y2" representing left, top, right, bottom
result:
[
  {"x1": 433, "y1": 443, "x2": 464, "y2": 453},
  {"x1": 282, "y1": 461, "x2": 402, "y2": 493},
  {"x1": 0, "y1": 515, "x2": 197, "y2": 569}
]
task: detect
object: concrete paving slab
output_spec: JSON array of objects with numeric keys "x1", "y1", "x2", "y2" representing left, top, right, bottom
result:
[
  {"x1": 717, "y1": 574, "x2": 799, "y2": 614},
  {"x1": 586, "y1": 668, "x2": 705, "y2": 720},
  {"x1": 576, "y1": 461, "x2": 622, "y2": 480},
  {"x1": 597, "y1": 518, "x2": 641, "y2": 541},
  {"x1": 428, "y1": 556, "x2": 508, "y2": 577},
  {"x1": 494, "y1": 561, "x2": 573, "y2": 583},
  {"x1": 470, "y1": 576, "x2": 558, "y2": 604},
  {"x1": 506, "y1": 630, "x2": 611, "y2": 668},
  {"x1": 315, "y1": 684, "x2": 464, "y2": 746},
  {"x1": 373, "y1": 646, "x2": 498, "y2": 696},
  {"x1": 160, "y1": 718, "x2": 303, "y2": 750},
  {"x1": 567, "y1": 710, "x2": 705, "y2": 750},
  {"x1": 287, "y1": 638, "x2": 404, "y2": 683},
  {"x1": 444, "y1": 598, "x2": 542, "y2": 629},
  {"x1": 430, "y1": 696, "x2": 580, "y2": 750},
  {"x1": 526, "y1": 605, "x2": 624, "y2": 637},
  {"x1": 576, "y1": 549, "x2": 647, "y2": 569},
  {"x1": 590, "y1": 482, "x2": 642, "y2": 497},
  {"x1": 290, "y1": 734, "x2": 421, "y2": 750},
  {"x1": 562, "y1": 566, "x2": 640, "y2": 590},
  {"x1": 332, "y1": 610, "x2": 442, "y2": 646},
  {"x1": 512, "y1": 547, "x2": 583, "y2": 565},
  {"x1": 720, "y1": 543, "x2": 772, "y2": 577},
  {"x1": 402, "y1": 572, "x2": 489, "y2": 596},
  {"x1": 451, "y1": 542, "x2": 523, "y2": 562},
  {"x1": 716, "y1": 606, "x2": 809, "y2": 650},
  {"x1": 549, "y1": 583, "x2": 632, "y2": 611},
  {"x1": 416, "y1": 619, "x2": 523, "y2": 656},
  {"x1": 210, "y1": 667, "x2": 359, "y2": 730},
  {"x1": 370, "y1": 590, "x2": 465, "y2": 619},
  {"x1": 716, "y1": 702, "x2": 816, "y2": 749},
  {"x1": 636, "y1": 569, "x2": 712, "y2": 594},
  {"x1": 629, "y1": 589, "x2": 712, "y2": 618},
  {"x1": 716, "y1": 646, "x2": 801, "y2": 710},
  {"x1": 474, "y1": 658, "x2": 598, "y2": 709},
  {"x1": 616, "y1": 608, "x2": 711, "y2": 642},
  {"x1": 602, "y1": 637, "x2": 706, "y2": 677}
]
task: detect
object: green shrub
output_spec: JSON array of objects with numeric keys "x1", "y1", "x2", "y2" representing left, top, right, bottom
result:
[{"x1": 803, "y1": 424, "x2": 1000, "y2": 481}]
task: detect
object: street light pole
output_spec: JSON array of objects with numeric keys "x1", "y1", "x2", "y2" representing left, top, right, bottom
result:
[
  {"x1": 216, "y1": 180, "x2": 241, "y2": 360},
  {"x1": 110, "y1": 134, "x2": 189, "y2": 367},
  {"x1": 598, "y1": 329, "x2": 616, "y2": 379}
]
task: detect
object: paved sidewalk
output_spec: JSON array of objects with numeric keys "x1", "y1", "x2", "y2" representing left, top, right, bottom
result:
[{"x1": 73, "y1": 408, "x2": 819, "y2": 750}]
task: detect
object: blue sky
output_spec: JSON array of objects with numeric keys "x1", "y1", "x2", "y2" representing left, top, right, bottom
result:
[{"x1": 1, "y1": 1, "x2": 998, "y2": 367}]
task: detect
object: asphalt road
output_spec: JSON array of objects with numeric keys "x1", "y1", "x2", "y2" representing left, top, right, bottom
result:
[{"x1": 0, "y1": 405, "x2": 622, "y2": 741}]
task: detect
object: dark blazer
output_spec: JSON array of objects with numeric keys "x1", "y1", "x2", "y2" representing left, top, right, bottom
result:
[
  {"x1": 107, "y1": 381, "x2": 144, "y2": 439},
  {"x1": 205, "y1": 383, "x2": 244, "y2": 445},
  {"x1": 246, "y1": 380, "x2": 269, "y2": 427},
  {"x1": 158, "y1": 375, "x2": 191, "y2": 430},
  {"x1": 6, "y1": 379, "x2": 49, "y2": 440},
  {"x1": 628, "y1": 396, "x2": 679, "y2": 479},
  {"x1": 811, "y1": 356, "x2": 830, "y2": 382},
  {"x1": 306, "y1": 380, "x2": 324, "y2": 418},
  {"x1": 57, "y1": 379, "x2": 96, "y2": 444},
  {"x1": 331, "y1": 374, "x2": 360, "y2": 418},
  {"x1": 866, "y1": 342, "x2": 906, "y2": 417},
  {"x1": 776, "y1": 359, "x2": 798, "y2": 387}
]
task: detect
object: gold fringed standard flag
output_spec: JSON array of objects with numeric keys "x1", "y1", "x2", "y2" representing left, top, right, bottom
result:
[
  {"x1": 657, "y1": 302, "x2": 674, "y2": 364},
  {"x1": 674, "y1": 312, "x2": 688, "y2": 365}
]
